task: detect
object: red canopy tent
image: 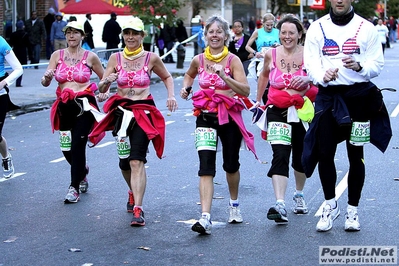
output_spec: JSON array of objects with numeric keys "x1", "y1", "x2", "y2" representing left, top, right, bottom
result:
[{"x1": 60, "y1": 0, "x2": 131, "y2": 15}]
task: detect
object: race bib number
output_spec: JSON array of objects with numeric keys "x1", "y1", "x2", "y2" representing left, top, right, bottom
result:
[
  {"x1": 267, "y1": 122, "x2": 292, "y2": 145},
  {"x1": 195, "y1": 127, "x2": 217, "y2": 151},
  {"x1": 350, "y1": 121, "x2": 370, "y2": 146},
  {"x1": 59, "y1": 130, "x2": 72, "y2": 151},
  {"x1": 115, "y1": 137, "x2": 131, "y2": 159}
]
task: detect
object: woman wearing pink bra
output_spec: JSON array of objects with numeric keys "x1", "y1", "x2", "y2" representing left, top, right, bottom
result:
[
  {"x1": 41, "y1": 21, "x2": 106, "y2": 204},
  {"x1": 89, "y1": 17, "x2": 177, "y2": 227},
  {"x1": 180, "y1": 15, "x2": 257, "y2": 235},
  {"x1": 256, "y1": 15, "x2": 318, "y2": 224}
]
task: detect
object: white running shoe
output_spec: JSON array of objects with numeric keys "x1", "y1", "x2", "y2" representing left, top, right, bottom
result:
[
  {"x1": 228, "y1": 205, "x2": 243, "y2": 223},
  {"x1": 345, "y1": 208, "x2": 360, "y2": 231},
  {"x1": 316, "y1": 203, "x2": 340, "y2": 232},
  {"x1": 192, "y1": 215, "x2": 212, "y2": 235},
  {"x1": 64, "y1": 186, "x2": 80, "y2": 203},
  {"x1": 2, "y1": 153, "x2": 14, "y2": 178},
  {"x1": 293, "y1": 194, "x2": 309, "y2": 214}
]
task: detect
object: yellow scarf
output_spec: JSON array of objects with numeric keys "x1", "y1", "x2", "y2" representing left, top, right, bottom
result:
[
  {"x1": 204, "y1": 46, "x2": 229, "y2": 63},
  {"x1": 123, "y1": 45, "x2": 145, "y2": 60}
]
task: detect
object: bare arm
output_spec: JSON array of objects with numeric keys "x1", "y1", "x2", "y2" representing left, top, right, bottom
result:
[
  {"x1": 215, "y1": 56, "x2": 250, "y2": 97},
  {"x1": 41, "y1": 50, "x2": 60, "y2": 87},
  {"x1": 151, "y1": 53, "x2": 177, "y2": 112},
  {"x1": 256, "y1": 50, "x2": 272, "y2": 102},
  {"x1": 245, "y1": 30, "x2": 258, "y2": 56},
  {"x1": 98, "y1": 53, "x2": 118, "y2": 93},
  {"x1": 180, "y1": 55, "x2": 199, "y2": 99}
]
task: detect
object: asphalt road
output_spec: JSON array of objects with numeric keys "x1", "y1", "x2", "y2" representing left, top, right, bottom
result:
[{"x1": 1, "y1": 54, "x2": 399, "y2": 265}]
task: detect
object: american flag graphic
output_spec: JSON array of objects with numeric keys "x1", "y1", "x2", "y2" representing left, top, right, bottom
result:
[
  {"x1": 342, "y1": 37, "x2": 360, "y2": 54},
  {"x1": 322, "y1": 38, "x2": 340, "y2": 56}
]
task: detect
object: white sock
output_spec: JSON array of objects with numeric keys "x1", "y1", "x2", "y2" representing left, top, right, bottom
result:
[
  {"x1": 347, "y1": 204, "x2": 358, "y2": 212},
  {"x1": 295, "y1": 190, "x2": 303, "y2": 196},
  {"x1": 201, "y1": 212, "x2": 210, "y2": 220},
  {"x1": 326, "y1": 199, "x2": 337, "y2": 209},
  {"x1": 230, "y1": 199, "x2": 239, "y2": 206},
  {"x1": 134, "y1": 206, "x2": 143, "y2": 210},
  {"x1": 276, "y1": 199, "x2": 285, "y2": 206}
]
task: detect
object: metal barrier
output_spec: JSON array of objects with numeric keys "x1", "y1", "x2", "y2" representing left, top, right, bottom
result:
[{"x1": 95, "y1": 48, "x2": 123, "y2": 68}]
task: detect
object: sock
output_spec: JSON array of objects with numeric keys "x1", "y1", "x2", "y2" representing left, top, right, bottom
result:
[
  {"x1": 326, "y1": 199, "x2": 337, "y2": 209},
  {"x1": 201, "y1": 212, "x2": 210, "y2": 220},
  {"x1": 230, "y1": 199, "x2": 239, "y2": 207},
  {"x1": 134, "y1": 205, "x2": 143, "y2": 210},
  {"x1": 295, "y1": 190, "x2": 303, "y2": 196},
  {"x1": 276, "y1": 199, "x2": 285, "y2": 206},
  {"x1": 347, "y1": 204, "x2": 358, "y2": 212}
]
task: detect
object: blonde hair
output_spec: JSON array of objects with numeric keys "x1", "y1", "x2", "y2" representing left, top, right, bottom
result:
[{"x1": 262, "y1": 13, "x2": 275, "y2": 23}]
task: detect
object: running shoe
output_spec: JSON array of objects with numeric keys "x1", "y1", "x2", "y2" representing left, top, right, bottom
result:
[
  {"x1": 79, "y1": 166, "x2": 89, "y2": 193},
  {"x1": 344, "y1": 208, "x2": 360, "y2": 231},
  {"x1": 267, "y1": 202, "x2": 288, "y2": 223},
  {"x1": 64, "y1": 186, "x2": 80, "y2": 203},
  {"x1": 130, "y1": 207, "x2": 145, "y2": 226},
  {"x1": 192, "y1": 215, "x2": 212, "y2": 235},
  {"x1": 127, "y1": 190, "x2": 135, "y2": 213},
  {"x1": 228, "y1": 204, "x2": 243, "y2": 223},
  {"x1": 293, "y1": 193, "x2": 309, "y2": 214},
  {"x1": 2, "y1": 153, "x2": 14, "y2": 178},
  {"x1": 316, "y1": 203, "x2": 340, "y2": 232}
]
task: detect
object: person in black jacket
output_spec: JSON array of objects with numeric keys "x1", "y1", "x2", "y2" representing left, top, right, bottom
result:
[
  {"x1": 84, "y1": 13, "x2": 95, "y2": 49},
  {"x1": 175, "y1": 19, "x2": 188, "y2": 45},
  {"x1": 160, "y1": 23, "x2": 176, "y2": 63},
  {"x1": 9, "y1": 21, "x2": 29, "y2": 87},
  {"x1": 43, "y1": 8, "x2": 55, "y2": 59},
  {"x1": 228, "y1": 19, "x2": 256, "y2": 76},
  {"x1": 102, "y1": 12, "x2": 121, "y2": 50}
]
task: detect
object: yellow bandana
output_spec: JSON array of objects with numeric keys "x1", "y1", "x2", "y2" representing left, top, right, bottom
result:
[
  {"x1": 123, "y1": 45, "x2": 145, "y2": 60},
  {"x1": 204, "y1": 46, "x2": 229, "y2": 63}
]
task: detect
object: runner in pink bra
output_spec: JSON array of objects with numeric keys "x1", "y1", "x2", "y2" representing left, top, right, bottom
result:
[
  {"x1": 180, "y1": 15, "x2": 257, "y2": 235},
  {"x1": 90, "y1": 17, "x2": 177, "y2": 227},
  {"x1": 256, "y1": 15, "x2": 318, "y2": 224},
  {"x1": 41, "y1": 21, "x2": 106, "y2": 204}
]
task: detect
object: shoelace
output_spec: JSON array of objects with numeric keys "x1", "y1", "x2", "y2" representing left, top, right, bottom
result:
[
  {"x1": 133, "y1": 208, "x2": 142, "y2": 218},
  {"x1": 294, "y1": 196, "x2": 304, "y2": 207},
  {"x1": 128, "y1": 192, "x2": 134, "y2": 205}
]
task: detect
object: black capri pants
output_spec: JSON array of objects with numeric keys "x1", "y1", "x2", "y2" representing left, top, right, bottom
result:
[{"x1": 196, "y1": 112, "x2": 243, "y2": 177}]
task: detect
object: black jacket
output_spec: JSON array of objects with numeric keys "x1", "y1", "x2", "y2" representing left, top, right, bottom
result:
[{"x1": 228, "y1": 34, "x2": 256, "y2": 62}]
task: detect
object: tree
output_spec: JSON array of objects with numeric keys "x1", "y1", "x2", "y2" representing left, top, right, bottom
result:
[{"x1": 118, "y1": 0, "x2": 182, "y2": 26}]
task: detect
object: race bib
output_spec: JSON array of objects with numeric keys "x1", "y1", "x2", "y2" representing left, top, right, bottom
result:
[
  {"x1": 195, "y1": 127, "x2": 217, "y2": 151},
  {"x1": 267, "y1": 122, "x2": 292, "y2": 145},
  {"x1": 350, "y1": 121, "x2": 370, "y2": 146},
  {"x1": 59, "y1": 130, "x2": 72, "y2": 151},
  {"x1": 115, "y1": 137, "x2": 131, "y2": 159}
]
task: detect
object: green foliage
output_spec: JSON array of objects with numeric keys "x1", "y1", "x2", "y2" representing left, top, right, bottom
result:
[{"x1": 118, "y1": 0, "x2": 182, "y2": 26}]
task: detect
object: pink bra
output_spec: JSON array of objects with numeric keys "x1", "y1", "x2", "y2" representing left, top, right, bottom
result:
[
  {"x1": 269, "y1": 48, "x2": 306, "y2": 90},
  {"x1": 198, "y1": 54, "x2": 233, "y2": 91},
  {"x1": 54, "y1": 50, "x2": 92, "y2": 84},
  {"x1": 115, "y1": 52, "x2": 151, "y2": 89}
]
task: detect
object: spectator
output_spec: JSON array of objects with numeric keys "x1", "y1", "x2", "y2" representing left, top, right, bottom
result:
[
  {"x1": 249, "y1": 16, "x2": 256, "y2": 35},
  {"x1": 51, "y1": 12, "x2": 68, "y2": 51},
  {"x1": 302, "y1": 16, "x2": 310, "y2": 31},
  {"x1": 388, "y1": 16, "x2": 397, "y2": 43},
  {"x1": 9, "y1": 21, "x2": 29, "y2": 87},
  {"x1": 175, "y1": 19, "x2": 188, "y2": 45},
  {"x1": 160, "y1": 23, "x2": 176, "y2": 63},
  {"x1": 25, "y1": 10, "x2": 46, "y2": 69},
  {"x1": 143, "y1": 23, "x2": 154, "y2": 51},
  {"x1": 102, "y1": 12, "x2": 121, "y2": 50},
  {"x1": 43, "y1": 7, "x2": 55, "y2": 59},
  {"x1": 68, "y1": 16, "x2": 77, "y2": 22},
  {"x1": 191, "y1": 15, "x2": 203, "y2": 56},
  {"x1": 84, "y1": 13, "x2": 95, "y2": 49}
]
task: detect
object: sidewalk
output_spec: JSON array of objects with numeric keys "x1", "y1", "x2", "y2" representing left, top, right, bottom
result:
[{"x1": 7, "y1": 44, "x2": 195, "y2": 116}]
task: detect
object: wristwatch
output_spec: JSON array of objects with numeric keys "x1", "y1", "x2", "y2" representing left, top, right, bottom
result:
[
  {"x1": 356, "y1": 62, "x2": 363, "y2": 72},
  {"x1": 253, "y1": 52, "x2": 256, "y2": 56}
]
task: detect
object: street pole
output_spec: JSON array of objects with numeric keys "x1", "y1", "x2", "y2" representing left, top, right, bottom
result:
[
  {"x1": 384, "y1": 0, "x2": 387, "y2": 19},
  {"x1": 221, "y1": 0, "x2": 225, "y2": 18},
  {"x1": 300, "y1": 0, "x2": 304, "y2": 21}
]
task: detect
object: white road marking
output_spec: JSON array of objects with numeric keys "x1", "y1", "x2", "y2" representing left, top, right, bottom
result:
[
  {"x1": 390, "y1": 103, "x2": 399, "y2": 117},
  {"x1": 95, "y1": 141, "x2": 113, "y2": 148},
  {"x1": 315, "y1": 172, "x2": 348, "y2": 217},
  {"x1": 50, "y1": 157, "x2": 66, "y2": 163},
  {"x1": 0, "y1": 172, "x2": 27, "y2": 182},
  {"x1": 166, "y1": 121, "x2": 175, "y2": 125}
]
